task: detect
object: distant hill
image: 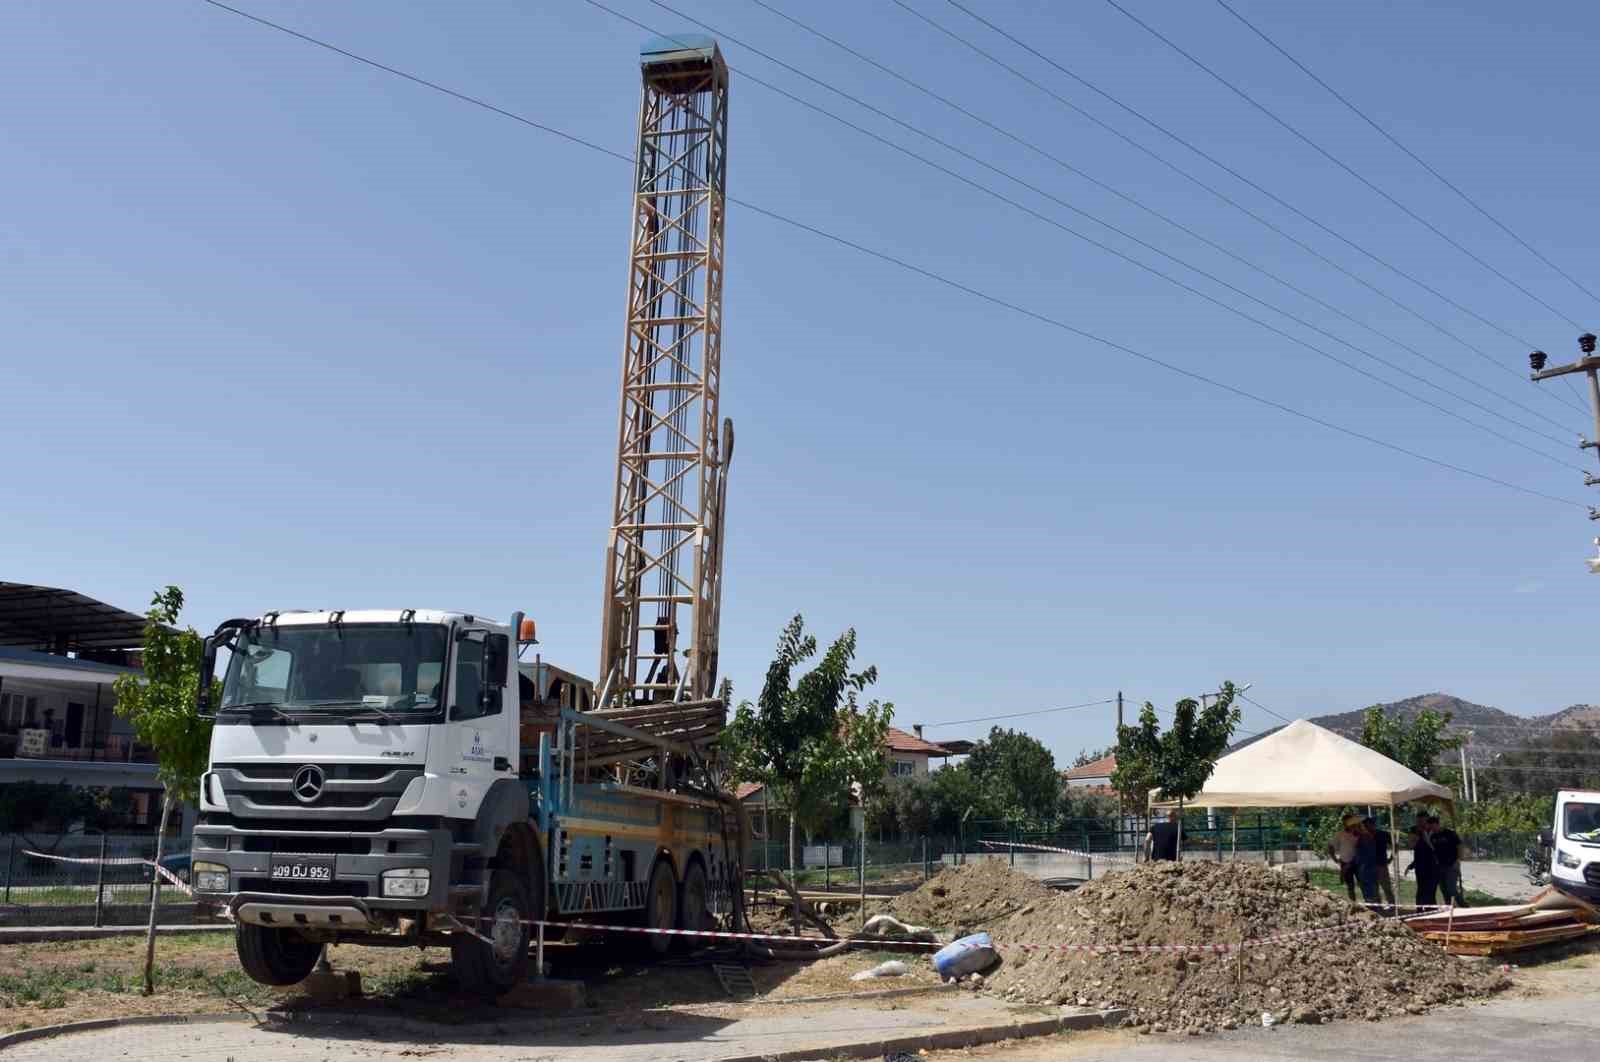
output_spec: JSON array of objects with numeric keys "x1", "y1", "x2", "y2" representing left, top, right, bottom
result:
[{"x1": 1232, "y1": 692, "x2": 1598, "y2": 758}]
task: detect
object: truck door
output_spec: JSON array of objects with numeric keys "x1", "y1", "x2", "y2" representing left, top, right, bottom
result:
[{"x1": 449, "y1": 629, "x2": 515, "y2": 814}]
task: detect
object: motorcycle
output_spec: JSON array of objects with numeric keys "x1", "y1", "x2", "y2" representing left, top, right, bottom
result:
[{"x1": 1524, "y1": 839, "x2": 1551, "y2": 887}]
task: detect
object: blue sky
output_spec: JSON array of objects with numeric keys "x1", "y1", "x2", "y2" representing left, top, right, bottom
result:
[{"x1": 5, "y1": 0, "x2": 1597, "y2": 761}]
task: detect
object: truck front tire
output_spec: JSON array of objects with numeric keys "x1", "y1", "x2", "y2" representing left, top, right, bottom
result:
[
  {"x1": 452, "y1": 869, "x2": 533, "y2": 997},
  {"x1": 236, "y1": 923, "x2": 322, "y2": 986}
]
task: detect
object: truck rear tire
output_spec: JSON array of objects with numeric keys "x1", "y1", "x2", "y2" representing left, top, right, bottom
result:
[
  {"x1": 680, "y1": 860, "x2": 710, "y2": 938},
  {"x1": 644, "y1": 859, "x2": 677, "y2": 956},
  {"x1": 451, "y1": 869, "x2": 532, "y2": 997},
  {"x1": 236, "y1": 923, "x2": 322, "y2": 987}
]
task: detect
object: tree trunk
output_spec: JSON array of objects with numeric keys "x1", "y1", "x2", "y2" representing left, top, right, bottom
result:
[
  {"x1": 1176, "y1": 797, "x2": 1185, "y2": 860},
  {"x1": 143, "y1": 787, "x2": 173, "y2": 996},
  {"x1": 789, "y1": 812, "x2": 799, "y2": 935}
]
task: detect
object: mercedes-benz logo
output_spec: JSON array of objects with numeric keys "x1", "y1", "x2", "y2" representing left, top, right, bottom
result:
[{"x1": 292, "y1": 764, "x2": 325, "y2": 804}]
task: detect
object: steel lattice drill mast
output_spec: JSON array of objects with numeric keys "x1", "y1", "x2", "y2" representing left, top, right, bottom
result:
[{"x1": 599, "y1": 35, "x2": 732, "y2": 711}]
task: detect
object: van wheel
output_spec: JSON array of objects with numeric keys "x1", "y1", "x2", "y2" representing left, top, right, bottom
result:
[
  {"x1": 236, "y1": 923, "x2": 321, "y2": 986},
  {"x1": 644, "y1": 859, "x2": 677, "y2": 956},
  {"x1": 451, "y1": 870, "x2": 532, "y2": 996}
]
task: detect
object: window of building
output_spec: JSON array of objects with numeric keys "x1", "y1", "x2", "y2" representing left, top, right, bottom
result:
[{"x1": 891, "y1": 759, "x2": 916, "y2": 777}]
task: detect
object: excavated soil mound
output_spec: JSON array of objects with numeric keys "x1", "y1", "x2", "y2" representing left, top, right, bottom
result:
[{"x1": 890, "y1": 860, "x2": 1508, "y2": 1033}]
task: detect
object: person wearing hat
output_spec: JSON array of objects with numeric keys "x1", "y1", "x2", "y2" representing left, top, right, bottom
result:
[{"x1": 1328, "y1": 814, "x2": 1362, "y2": 901}]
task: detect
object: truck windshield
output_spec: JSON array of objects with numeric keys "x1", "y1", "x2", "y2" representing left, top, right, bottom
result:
[
  {"x1": 220, "y1": 624, "x2": 448, "y2": 714},
  {"x1": 1564, "y1": 801, "x2": 1600, "y2": 843}
]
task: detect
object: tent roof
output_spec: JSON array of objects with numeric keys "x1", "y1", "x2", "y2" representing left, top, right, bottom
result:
[{"x1": 1150, "y1": 719, "x2": 1455, "y2": 810}]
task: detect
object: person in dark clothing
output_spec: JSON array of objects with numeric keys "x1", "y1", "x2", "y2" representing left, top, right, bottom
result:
[
  {"x1": 1407, "y1": 819, "x2": 1439, "y2": 906},
  {"x1": 1354, "y1": 821, "x2": 1380, "y2": 902},
  {"x1": 1146, "y1": 810, "x2": 1180, "y2": 862},
  {"x1": 1429, "y1": 816, "x2": 1469, "y2": 907},
  {"x1": 1361, "y1": 817, "x2": 1396, "y2": 906}
]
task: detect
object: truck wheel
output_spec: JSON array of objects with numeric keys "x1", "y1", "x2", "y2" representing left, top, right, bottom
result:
[
  {"x1": 679, "y1": 860, "x2": 710, "y2": 938},
  {"x1": 644, "y1": 859, "x2": 677, "y2": 956},
  {"x1": 235, "y1": 923, "x2": 321, "y2": 987},
  {"x1": 451, "y1": 869, "x2": 532, "y2": 997}
]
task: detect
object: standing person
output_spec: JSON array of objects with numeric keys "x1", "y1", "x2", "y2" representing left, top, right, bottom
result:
[
  {"x1": 1354, "y1": 819, "x2": 1380, "y2": 902},
  {"x1": 1362, "y1": 816, "x2": 1397, "y2": 908},
  {"x1": 1146, "y1": 810, "x2": 1180, "y2": 862},
  {"x1": 1407, "y1": 817, "x2": 1439, "y2": 906},
  {"x1": 1328, "y1": 815, "x2": 1361, "y2": 901},
  {"x1": 1430, "y1": 815, "x2": 1469, "y2": 908}
]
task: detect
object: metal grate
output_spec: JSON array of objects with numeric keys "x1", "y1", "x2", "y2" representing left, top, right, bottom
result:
[{"x1": 712, "y1": 962, "x2": 758, "y2": 1000}]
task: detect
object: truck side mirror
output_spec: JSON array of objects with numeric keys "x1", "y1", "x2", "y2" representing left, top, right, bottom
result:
[
  {"x1": 198, "y1": 635, "x2": 218, "y2": 717},
  {"x1": 1539, "y1": 828, "x2": 1554, "y2": 848}
]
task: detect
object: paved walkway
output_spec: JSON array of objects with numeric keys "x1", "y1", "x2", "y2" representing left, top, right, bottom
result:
[
  {"x1": 2, "y1": 994, "x2": 1072, "y2": 1061},
  {"x1": 983, "y1": 994, "x2": 1599, "y2": 1061}
]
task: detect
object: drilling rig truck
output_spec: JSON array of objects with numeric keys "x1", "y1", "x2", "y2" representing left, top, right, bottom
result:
[{"x1": 189, "y1": 35, "x2": 742, "y2": 996}]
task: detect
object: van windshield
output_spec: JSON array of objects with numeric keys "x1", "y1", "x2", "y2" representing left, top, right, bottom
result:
[
  {"x1": 1563, "y1": 801, "x2": 1600, "y2": 843},
  {"x1": 220, "y1": 624, "x2": 448, "y2": 714}
]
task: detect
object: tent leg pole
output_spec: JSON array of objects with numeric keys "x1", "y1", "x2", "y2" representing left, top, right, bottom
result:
[
  {"x1": 1231, "y1": 813, "x2": 1237, "y2": 863},
  {"x1": 1388, "y1": 803, "x2": 1400, "y2": 915}
]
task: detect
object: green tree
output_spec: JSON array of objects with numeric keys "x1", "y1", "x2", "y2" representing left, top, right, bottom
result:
[
  {"x1": 927, "y1": 763, "x2": 989, "y2": 837},
  {"x1": 1072, "y1": 746, "x2": 1112, "y2": 768},
  {"x1": 965, "y1": 727, "x2": 1061, "y2": 828},
  {"x1": 1359, "y1": 705, "x2": 1464, "y2": 780},
  {"x1": 1112, "y1": 683, "x2": 1242, "y2": 853},
  {"x1": 111, "y1": 586, "x2": 215, "y2": 995},
  {"x1": 719, "y1": 615, "x2": 892, "y2": 929}
]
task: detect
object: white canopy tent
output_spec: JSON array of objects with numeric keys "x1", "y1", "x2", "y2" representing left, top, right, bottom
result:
[
  {"x1": 1149, "y1": 720, "x2": 1455, "y2": 812},
  {"x1": 1149, "y1": 720, "x2": 1455, "y2": 901}
]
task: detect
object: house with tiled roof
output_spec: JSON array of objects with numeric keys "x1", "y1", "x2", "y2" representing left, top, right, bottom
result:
[{"x1": 1064, "y1": 752, "x2": 1116, "y2": 788}]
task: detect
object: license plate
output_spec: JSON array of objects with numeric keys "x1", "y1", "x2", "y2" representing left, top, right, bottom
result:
[{"x1": 269, "y1": 858, "x2": 336, "y2": 883}]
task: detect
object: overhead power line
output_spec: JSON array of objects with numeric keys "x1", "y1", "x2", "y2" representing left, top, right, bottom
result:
[
  {"x1": 196, "y1": 0, "x2": 1588, "y2": 513},
  {"x1": 619, "y1": 1, "x2": 1578, "y2": 467},
  {"x1": 1100, "y1": 0, "x2": 1584, "y2": 333},
  {"x1": 1211, "y1": 0, "x2": 1600, "y2": 312},
  {"x1": 1238, "y1": 693, "x2": 1293, "y2": 725},
  {"x1": 738, "y1": 0, "x2": 1579, "y2": 455},
  {"x1": 923, "y1": 0, "x2": 1589, "y2": 420},
  {"x1": 919, "y1": 699, "x2": 1117, "y2": 728}
]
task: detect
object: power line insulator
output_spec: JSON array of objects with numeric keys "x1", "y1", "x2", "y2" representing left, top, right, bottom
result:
[{"x1": 1530, "y1": 350, "x2": 1549, "y2": 371}]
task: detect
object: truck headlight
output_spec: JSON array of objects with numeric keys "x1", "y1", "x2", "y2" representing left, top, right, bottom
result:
[
  {"x1": 1557, "y1": 850, "x2": 1582, "y2": 870},
  {"x1": 193, "y1": 861, "x2": 229, "y2": 892},
  {"x1": 381, "y1": 868, "x2": 430, "y2": 898}
]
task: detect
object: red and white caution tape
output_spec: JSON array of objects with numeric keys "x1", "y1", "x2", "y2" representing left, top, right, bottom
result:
[
  {"x1": 22, "y1": 850, "x2": 194, "y2": 897},
  {"x1": 513, "y1": 919, "x2": 940, "y2": 949},
  {"x1": 977, "y1": 839, "x2": 1137, "y2": 864}
]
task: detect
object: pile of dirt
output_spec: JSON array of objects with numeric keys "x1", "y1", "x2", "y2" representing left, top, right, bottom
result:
[
  {"x1": 886, "y1": 858, "x2": 1057, "y2": 935},
  {"x1": 888, "y1": 860, "x2": 1509, "y2": 1033}
]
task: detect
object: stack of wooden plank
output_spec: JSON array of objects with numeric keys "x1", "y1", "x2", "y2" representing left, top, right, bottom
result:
[{"x1": 1406, "y1": 886, "x2": 1600, "y2": 956}]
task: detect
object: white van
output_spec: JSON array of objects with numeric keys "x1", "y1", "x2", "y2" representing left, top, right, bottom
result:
[{"x1": 1542, "y1": 789, "x2": 1600, "y2": 901}]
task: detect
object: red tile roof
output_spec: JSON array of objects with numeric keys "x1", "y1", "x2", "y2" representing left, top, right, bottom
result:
[
  {"x1": 883, "y1": 726, "x2": 952, "y2": 755},
  {"x1": 734, "y1": 782, "x2": 765, "y2": 801},
  {"x1": 1065, "y1": 753, "x2": 1117, "y2": 780}
]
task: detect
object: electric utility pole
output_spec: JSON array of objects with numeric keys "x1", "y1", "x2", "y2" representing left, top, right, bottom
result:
[{"x1": 1528, "y1": 334, "x2": 1600, "y2": 571}]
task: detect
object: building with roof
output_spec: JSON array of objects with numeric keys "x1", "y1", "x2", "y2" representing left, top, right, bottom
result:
[
  {"x1": 0, "y1": 582, "x2": 181, "y2": 833},
  {"x1": 1064, "y1": 752, "x2": 1117, "y2": 789}
]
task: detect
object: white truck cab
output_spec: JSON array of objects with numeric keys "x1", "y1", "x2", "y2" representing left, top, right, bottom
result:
[{"x1": 1545, "y1": 789, "x2": 1600, "y2": 901}]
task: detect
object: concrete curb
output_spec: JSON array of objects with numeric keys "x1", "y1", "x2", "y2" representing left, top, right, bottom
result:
[
  {"x1": 0, "y1": 1002, "x2": 1127, "y2": 1058},
  {"x1": 0, "y1": 1012, "x2": 251, "y2": 1051},
  {"x1": 710, "y1": 1007, "x2": 1130, "y2": 1062},
  {"x1": 0, "y1": 924, "x2": 230, "y2": 944}
]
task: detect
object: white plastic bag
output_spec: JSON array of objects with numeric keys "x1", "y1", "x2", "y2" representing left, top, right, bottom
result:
[{"x1": 850, "y1": 959, "x2": 910, "y2": 981}]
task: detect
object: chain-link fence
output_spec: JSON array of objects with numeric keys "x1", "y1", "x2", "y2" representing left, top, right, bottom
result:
[{"x1": 0, "y1": 833, "x2": 219, "y2": 928}]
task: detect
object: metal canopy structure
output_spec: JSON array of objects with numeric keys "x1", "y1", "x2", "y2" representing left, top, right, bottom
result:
[
  {"x1": 0, "y1": 582, "x2": 150, "y2": 652},
  {"x1": 598, "y1": 35, "x2": 732, "y2": 730}
]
